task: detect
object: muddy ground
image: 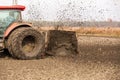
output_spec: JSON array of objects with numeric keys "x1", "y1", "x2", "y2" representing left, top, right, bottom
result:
[{"x1": 0, "y1": 36, "x2": 120, "y2": 80}]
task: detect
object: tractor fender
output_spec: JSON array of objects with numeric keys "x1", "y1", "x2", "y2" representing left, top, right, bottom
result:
[{"x1": 4, "y1": 22, "x2": 32, "y2": 38}]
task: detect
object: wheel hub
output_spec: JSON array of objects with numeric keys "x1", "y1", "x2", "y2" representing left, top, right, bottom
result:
[{"x1": 22, "y1": 36, "x2": 36, "y2": 53}]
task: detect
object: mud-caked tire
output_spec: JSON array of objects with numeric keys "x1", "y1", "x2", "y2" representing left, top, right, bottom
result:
[{"x1": 6, "y1": 27, "x2": 45, "y2": 59}]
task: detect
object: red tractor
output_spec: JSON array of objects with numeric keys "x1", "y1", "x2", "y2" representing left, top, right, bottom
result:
[
  {"x1": 0, "y1": 5, "x2": 78, "y2": 59},
  {"x1": 0, "y1": 5, "x2": 45, "y2": 59}
]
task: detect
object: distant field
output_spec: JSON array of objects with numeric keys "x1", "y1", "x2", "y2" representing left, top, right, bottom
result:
[
  {"x1": 76, "y1": 27, "x2": 120, "y2": 37},
  {"x1": 36, "y1": 26, "x2": 120, "y2": 37}
]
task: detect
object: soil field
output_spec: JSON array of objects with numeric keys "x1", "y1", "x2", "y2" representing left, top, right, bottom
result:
[{"x1": 0, "y1": 35, "x2": 120, "y2": 80}]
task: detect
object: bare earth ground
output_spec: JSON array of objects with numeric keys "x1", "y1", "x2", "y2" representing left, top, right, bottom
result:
[{"x1": 0, "y1": 35, "x2": 120, "y2": 80}]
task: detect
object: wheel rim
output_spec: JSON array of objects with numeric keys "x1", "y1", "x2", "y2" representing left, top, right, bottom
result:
[{"x1": 22, "y1": 36, "x2": 36, "y2": 53}]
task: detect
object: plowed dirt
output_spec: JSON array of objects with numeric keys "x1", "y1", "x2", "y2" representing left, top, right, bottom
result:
[{"x1": 0, "y1": 36, "x2": 120, "y2": 80}]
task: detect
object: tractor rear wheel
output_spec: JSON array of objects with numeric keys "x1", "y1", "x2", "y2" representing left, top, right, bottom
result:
[{"x1": 6, "y1": 27, "x2": 45, "y2": 59}]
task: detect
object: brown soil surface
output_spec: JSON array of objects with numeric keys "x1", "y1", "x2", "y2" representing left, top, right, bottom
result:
[{"x1": 0, "y1": 36, "x2": 120, "y2": 80}]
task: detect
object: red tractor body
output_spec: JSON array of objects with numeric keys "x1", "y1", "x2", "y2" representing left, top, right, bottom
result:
[{"x1": 0, "y1": 5, "x2": 45, "y2": 59}]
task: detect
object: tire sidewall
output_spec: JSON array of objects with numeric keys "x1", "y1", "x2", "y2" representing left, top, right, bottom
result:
[{"x1": 11, "y1": 28, "x2": 45, "y2": 59}]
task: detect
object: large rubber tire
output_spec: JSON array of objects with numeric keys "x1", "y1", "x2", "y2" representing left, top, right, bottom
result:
[{"x1": 6, "y1": 27, "x2": 45, "y2": 59}]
